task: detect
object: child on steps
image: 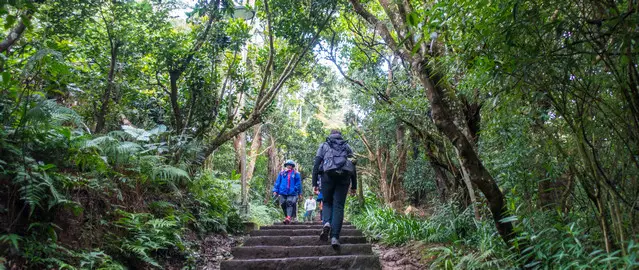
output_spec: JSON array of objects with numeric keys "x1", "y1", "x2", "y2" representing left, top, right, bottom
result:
[{"x1": 303, "y1": 195, "x2": 316, "y2": 223}]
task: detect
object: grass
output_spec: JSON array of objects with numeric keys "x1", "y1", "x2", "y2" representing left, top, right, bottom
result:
[{"x1": 347, "y1": 196, "x2": 639, "y2": 269}]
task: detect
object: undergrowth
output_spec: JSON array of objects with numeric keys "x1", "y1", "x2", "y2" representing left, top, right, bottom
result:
[
  {"x1": 0, "y1": 99, "x2": 268, "y2": 268},
  {"x1": 347, "y1": 195, "x2": 639, "y2": 269}
]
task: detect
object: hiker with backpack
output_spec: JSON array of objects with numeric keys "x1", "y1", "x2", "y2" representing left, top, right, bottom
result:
[
  {"x1": 312, "y1": 129, "x2": 357, "y2": 249},
  {"x1": 272, "y1": 160, "x2": 302, "y2": 225}
]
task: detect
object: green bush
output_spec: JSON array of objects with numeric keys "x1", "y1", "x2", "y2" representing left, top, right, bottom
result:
[
  {"x1": 186, "y1": 174, "x2": 239, "y2": 234},
  {"x1": 0, "y1": 99, "x2": 243, "y2": 268},
  {"x1": 349, "y1": 196, "x2": 639, "y2": 269},
  {"x1": 512, "y1": 214, "x2": 639, "y2": 269},
  {"x1": 110, "y1": 210, "x2": 184, "y2": 267},
  {"x1": 350, "y1": 199, "x2": 478, "y2": 244},
  {"x1": 248, "y1": 203, "x2": 282, "y2": 226}
]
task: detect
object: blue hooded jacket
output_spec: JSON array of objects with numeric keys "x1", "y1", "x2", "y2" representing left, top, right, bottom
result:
[{"x1": 272, "y1": 169, "x2": 302, "y2": 196}]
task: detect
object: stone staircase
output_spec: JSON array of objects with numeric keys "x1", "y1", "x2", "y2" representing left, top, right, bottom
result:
[{"x1": 221, "y1": 222, "x2": 381, "y2": 270}]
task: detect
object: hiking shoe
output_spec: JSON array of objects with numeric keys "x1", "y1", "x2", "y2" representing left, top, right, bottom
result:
[
  {"x1": 331, "y1": 237, "x2": 341, "y2": 250},
  {"x1": 284, "y1": 216, "x2": 291, "y2": 225},
  {"x1": 319, "y1": 222, "x2": 331, "y2": 241}
]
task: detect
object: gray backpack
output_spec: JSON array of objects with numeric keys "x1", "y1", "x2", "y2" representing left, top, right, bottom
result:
[{"x1": 321, "y1": 142, "x2": 354, "y2": 175}]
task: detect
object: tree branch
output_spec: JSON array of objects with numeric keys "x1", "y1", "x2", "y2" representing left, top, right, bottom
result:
[
  {"x1": 348, "y1": 0, "x2": 412, "y2": 61},
  {"x1": 0, "y1": 10, "x2": 33, "y2": 54}
]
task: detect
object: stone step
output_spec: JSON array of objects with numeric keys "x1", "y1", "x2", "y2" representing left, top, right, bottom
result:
[
  {"x1": 288, "y1": 222, "x2": 352, "y2": 225},
  {"x1": 260, "y1": 225, "x2": 356, "y2": 230},
  {"x1": 220, "y1": 255, "x2": 381, "y2": 270},
  {"x1": 251, "y1": 229, "x2": 363, "y2": 237},
  {"x1": 243, "y1": 236, "x2": 368, "y2": 246},
  {"x1": 231, "y1": 244, "x2": 373, "y2": 259}
]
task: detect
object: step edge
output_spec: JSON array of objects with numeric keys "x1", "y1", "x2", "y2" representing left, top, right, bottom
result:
[
  {"x1": 221, "y1": 254, "x2": 380, "y2": 262},
  {"x1": 232, "y1": 243, "x2": 372, "y2": 249}
]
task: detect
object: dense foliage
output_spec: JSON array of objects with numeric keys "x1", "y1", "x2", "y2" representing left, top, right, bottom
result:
[
  {"x1": 348, "y1": 195, "x2": 639, "y2": 269},
  {"x1": 1, "y1": 0, "x2": 638, "y2": 269},
  {"x1": 0, "y1": 0, "x2": 334, "y2": 268},
  {"x1": 338, "y1": 0, "x2": 639, "y2": 268}
]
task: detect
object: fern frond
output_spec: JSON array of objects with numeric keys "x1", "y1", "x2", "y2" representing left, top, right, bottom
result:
[
  {"x1": 151, "y1": 165, "x2": 190, "y2": 184},
  {"x1": 22, "y1": 100, "x2": 85, "y2": 130},
  {"x1": 147, "y1": 219, "x2": 177, "y2": 229},
  {"x1": 122, "y1": 243, "x2": 159, "y2": 267},
  {"x1": 81, "y1": 135, "x2": 119, "y2": 150},
  {"x1": 115, "y1": 142, "x2": 143, "y2": 156},
  {"x1": 149, "y1": 201, "x2": 176, "y2": 210},
  {"x1": 107, "y1": 130, "x2": 135, "y2": 142}
]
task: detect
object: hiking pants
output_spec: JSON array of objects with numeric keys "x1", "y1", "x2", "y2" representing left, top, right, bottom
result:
[
  {"x1": 279, "y1": 195, "x2": 298, "y2": 217},
  {"x1": 321, "y1": 172, "x2": 350, "y2": 239},
  {"x1": 304, "y1": 210, "x2": 314, "y2": 222}
]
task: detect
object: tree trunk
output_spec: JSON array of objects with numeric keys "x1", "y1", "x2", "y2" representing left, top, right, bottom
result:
[
  {"x1": 538, "y1": 178, "x2": 565, "y2": 211},
  {"x1": 560, "y1": 172, "x2": 575, "y2": 215},
  {"x1": 432, "y1": 164, "x2": 449, "y2": 203},
  {"x1": 94, "y1": 43, "x2": 119, "y2": 133},
  {"x1": 169, "y1": 72, "x2": 183, "y2": 134},
  {"x1": 265, "y1": 136, "x2": 280, "y2": 203},
  {"x1": 246, "y1": 124, "x2": 263, "y2": 182},
  {"x1": 238, "y1": 130, "x2": 248, "y2": 216},
  {"x1": 423, "y1": 138, "x2": 452, "y2": 203},
  {"x1": 390, "y1": 125, "x2": 408, "y2": 202},
  {"x1": 348, "y1": 0, "x2": 515, "y2": 244},
  {"x1": 358, "y1": 174, "x2": 364, "y2": 204},
  {"x1": 609, "y1": 193, "x2": 626, "y2": 255},
  {"x1": 596, "y1": 192, "x2": 612, "y2": 253},
  {"x1": 233, "y1": 135, "x2": 243, "y2": 173},
  {"x1": 413, "y1": 59, "x2": 514, "y2": 243},
  {"x1": 376, "y1": 145, "x2": 390, "y2": 204},
  {"x1": 455, "y1": 148, "x2": 481, "y2": 220}
]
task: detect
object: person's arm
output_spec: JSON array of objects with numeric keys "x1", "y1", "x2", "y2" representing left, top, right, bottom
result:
[
  {"x1": 312, "y1": 144, "x2": 324, "y2": 187},
  {"x1": 346, "y1": 143, "x2": 354, "y2": 158},
  {"x1": 295, "y1": 172, "x2": 302, "y2": 195},
  {"x1": 272, "y1": 172, "x2": 281, "y2": 194}
]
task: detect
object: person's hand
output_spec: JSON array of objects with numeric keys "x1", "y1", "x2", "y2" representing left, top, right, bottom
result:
[
  {"x1": 349, "y1": 189, "x2": 356, "y2": 196},
  {"x1": 313, "y1": 186, "x2": 319, "y2": 194},
  {"x1": 273, "y1": 192, "x2": 278, "y2": 197}
]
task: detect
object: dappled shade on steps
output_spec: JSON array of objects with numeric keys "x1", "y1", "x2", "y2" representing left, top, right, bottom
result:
[{"x1": 221, "y1": 222, "x2": 381, "y2": 270}]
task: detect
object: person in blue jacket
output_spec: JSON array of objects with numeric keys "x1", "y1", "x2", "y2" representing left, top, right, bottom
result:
[
  {"x1": 316, "y1": 190, "x2": 323, "y2": 222},
  {"x1": 272, "y1": 160, "x2": 302, "y2": 224}
]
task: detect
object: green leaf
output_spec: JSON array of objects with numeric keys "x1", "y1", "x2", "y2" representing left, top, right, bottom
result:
[
  {"x1": 20, "y1": 14, "x2": 31, "y2": 28},
  {"x1": 500, "y1": 215, "x2": 518, "y2": 223},
  {"x1": 4, "y1": 15, "x2": 16, "y2": 29},
  {"x1": 1, "y1": 71, "x2": 9, "y2": 84},
  {"x1": 407, "y1": 12, "x2": 419, "y2": 27},
  {"x1": 0, "y1": 234, "x2": 22, "y2": 251}
]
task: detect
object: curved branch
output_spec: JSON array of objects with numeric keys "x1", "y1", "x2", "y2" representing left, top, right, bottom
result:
[{"x1": 0, "y1": 11, "x2": 33, "y2": 54}]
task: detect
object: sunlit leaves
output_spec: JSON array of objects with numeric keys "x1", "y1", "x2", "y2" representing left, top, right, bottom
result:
[{"x1": 266, "y1": 0, "x2": 337, "y2": 47}]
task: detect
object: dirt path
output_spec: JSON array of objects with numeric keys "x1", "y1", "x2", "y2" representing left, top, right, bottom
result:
[
  {"x1": 162, "y1": 234, "x2": 245, "y2": 270},
  {"x1": 196, "y1": 234, "x2": 244, "y2": 270},
  {"x1": 375, "y1": 241, "x2": 431, "y2": 270}
]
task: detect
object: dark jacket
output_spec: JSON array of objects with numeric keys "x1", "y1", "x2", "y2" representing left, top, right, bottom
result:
[{"x1": 312, "y1": 134, "x2": 357, "y2": 189}]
